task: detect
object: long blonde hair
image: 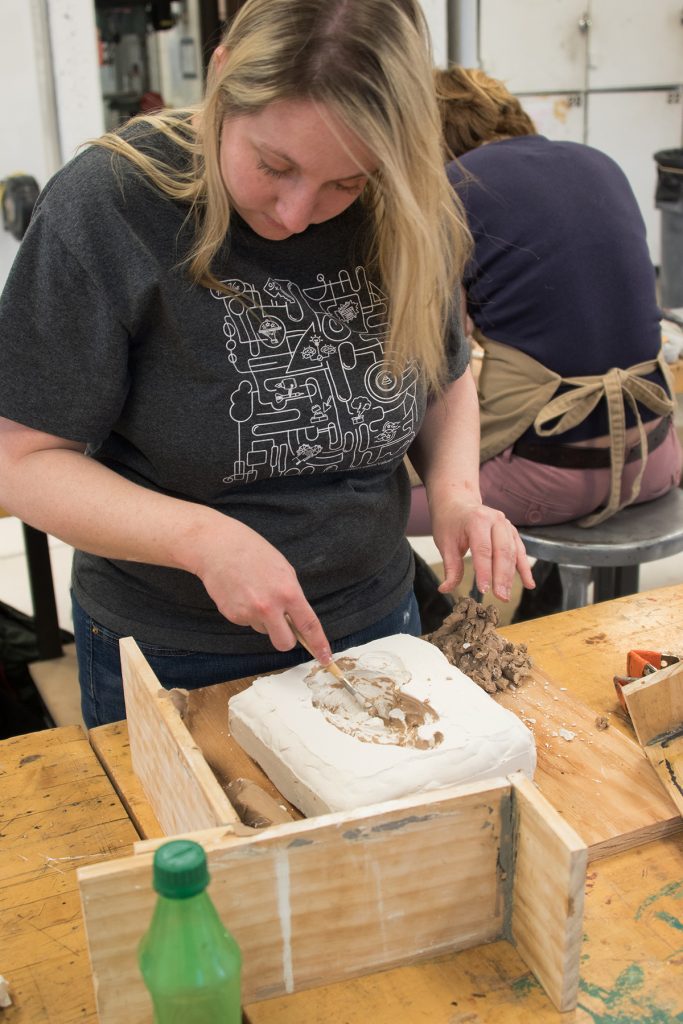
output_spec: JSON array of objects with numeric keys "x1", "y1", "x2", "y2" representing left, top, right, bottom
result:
[
  {"x1": 94, "y1": 0, "x2": 471, "y2": 390},
  {"x1": 434, "y1": 66, "x2": 537, "y2": 159}
]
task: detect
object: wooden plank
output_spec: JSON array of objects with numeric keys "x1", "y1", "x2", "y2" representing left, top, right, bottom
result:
[
  {"x1": 495, "y1": 667, "x2": 680, "y2": 859},
  {"x1": 640, "y1": 734, "x2": 683, "y2": 817},
  {"x1": 622, "y1": 661, "x2": 683, "y2": 746},
  {"x1": 508, "y1": 773, "x2": 586, "y2": 1012},
  {"x1": 89, "y1": 720, "x2": 165, "y2": 839},
  {"x1": 120, "y1": 636, "x2": 240, "y2": 834},
  {"x1": 245, "y1": 829, "x2": 683, "y2": 1024},
  {"x1": 77, "y1": 781, "x2": 512, "y2": 1023},
  {"x1": 500, "y1": 590, "x2": 683, "y2": 857},
  {"x1": 500, "y1": 584, "x2": 683, "y2": 734},
  {"x1": 622, "y1": 661, "x2": 683, "y2": 815},
  {"x1": 0, "y1": 726, "x2": 139, "y2": 1024}
]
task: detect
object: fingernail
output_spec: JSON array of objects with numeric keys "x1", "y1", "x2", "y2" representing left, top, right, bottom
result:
[
  {"x1": 319, "y1": 648, "x2": 332, "y2": 665},
  {"x1": 496, "y1": 586, "x2": 511, "y2": 601}
]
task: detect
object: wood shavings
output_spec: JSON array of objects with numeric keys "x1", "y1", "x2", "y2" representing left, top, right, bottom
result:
[
  {"x1": 595, "y1": 716, "x2": 610, "y2": 730},
  {"x1": 559, "y1": 728, "x2": 576, "y2": 742},
  {"x1": 426, "y1": 597, "x2": 533, "y2": 693}
]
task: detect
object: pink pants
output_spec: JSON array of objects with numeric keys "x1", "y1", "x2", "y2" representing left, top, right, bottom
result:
[{"x1": 407, "y1": 421, "x2": 683, "y2": 532}]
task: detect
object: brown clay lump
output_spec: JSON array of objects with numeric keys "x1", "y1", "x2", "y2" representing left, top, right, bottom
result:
[{"x1": 425, "y1": 597, "x2": 533, "y2": 694}]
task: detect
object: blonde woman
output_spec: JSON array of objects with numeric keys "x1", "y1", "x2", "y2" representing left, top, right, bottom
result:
[{"x1": 0, "y1": 3, "x2": 532, "y2": 726}]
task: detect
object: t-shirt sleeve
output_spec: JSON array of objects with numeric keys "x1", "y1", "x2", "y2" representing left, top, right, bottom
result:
[
  {"x1": 444, "y1": 286, "x2": 469, "y2": 381},
  {"x1": 0, "y1": 203, "x2": 130, "y2": 443}
]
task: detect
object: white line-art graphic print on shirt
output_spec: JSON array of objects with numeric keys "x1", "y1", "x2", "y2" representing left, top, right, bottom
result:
[{"x1": 212, "y1": 266, "x2": 421, "y2": 484}]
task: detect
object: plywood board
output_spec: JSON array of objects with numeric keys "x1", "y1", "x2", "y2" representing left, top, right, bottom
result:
[
  {"x1": 622, "y1": 661, "x2": 683, "y2": 745},
  {"x1": 508, "y1": 773, "x2": 586, "y2": 1012},
  {"x1": 78, "y1": 781, "x2": 513, "y2": 1023},
  {"x1": 640, "y1": 733, "x2": 683, "y2": 817},
  {"x1": 89, "y1": 720, "x2": 165, "y2": 840},
  {"x1": 496, "y1": 667, "x2": 680, "y2": 859},
  {"x1": 622, "y1": 661, "x2": 683, "y2": 815},
  {"x1": 120, "y1": 637, "x2": 240, "y2": 835}
]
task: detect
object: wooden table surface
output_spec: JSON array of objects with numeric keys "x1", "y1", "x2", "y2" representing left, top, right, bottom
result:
[
  {"x1": 0, "y1": 726, "x2": 139, "y2": 1022},
  {"x1": 2, "y1": 584, "x2": 683, "y2": 1023}
]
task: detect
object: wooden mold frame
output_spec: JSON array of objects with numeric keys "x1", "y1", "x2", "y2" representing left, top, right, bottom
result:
[
  {"x1": 622, "y1": 660, "x2": 683, "y2": 816},
  {"x1": 77, "y1": 638, "x2": 588, "y2": 1021}
]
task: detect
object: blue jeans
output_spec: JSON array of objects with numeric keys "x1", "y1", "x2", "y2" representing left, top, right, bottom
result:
[{"x1": 72, "y1": 591, "x2": 421, "y2": 728}]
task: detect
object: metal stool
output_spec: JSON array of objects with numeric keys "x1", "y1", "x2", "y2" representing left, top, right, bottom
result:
[{"x1": 516, "y1": 487, "x2": 683, "y2": 611}]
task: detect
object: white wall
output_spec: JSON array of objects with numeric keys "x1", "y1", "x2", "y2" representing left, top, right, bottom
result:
[
  {"x1": 419, "y1": 0, "x2": 449, "y2": 67},
  {"x1": 0, "y1": 0, "x2": 103, "y2": 290},
  {"x1": 474, "y1": 0, "x2": 683, "y2": 267},
  {"x1": 48, "y1": 0, "x2": 104, "y2": 162},
  {"x1": 1, "y1": 2, "x2": 56, "y2": 285}
]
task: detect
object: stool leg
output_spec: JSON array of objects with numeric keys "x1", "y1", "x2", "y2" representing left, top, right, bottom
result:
[
  {"x1": 614, "y1": 565, "x2": 639, "y2": 598},
  {"x1": 557, "y1": 564, "x2": 593, "y2": 610},
  {"x1": 594, "y1": 565, "x2": 640, "y2": 603},
  {"x1": 22, "y1": 524, "x2": 63, "y2": 660},
  {"x1": 594, "y1": 567, "x2": 616, "y2": 603},
  {"x1": 531, "y1": 560, "x2": 556, "y2": 589}
]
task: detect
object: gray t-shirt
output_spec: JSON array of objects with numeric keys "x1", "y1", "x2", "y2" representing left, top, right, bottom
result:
[{"x1": 0, "y1": 128, "x2": 467, "y2": 652}]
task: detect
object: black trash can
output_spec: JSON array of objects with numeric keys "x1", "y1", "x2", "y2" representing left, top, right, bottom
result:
[{"x1": 654, "y1": 148, "x2": 683, "y2": 309}]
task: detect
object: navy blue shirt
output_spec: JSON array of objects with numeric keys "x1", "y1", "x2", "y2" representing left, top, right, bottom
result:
[{"x1": 448, "y1": 135, "x2": 664, "y2": 441}]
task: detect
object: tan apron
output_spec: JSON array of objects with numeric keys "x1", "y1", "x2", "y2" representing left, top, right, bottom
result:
[{"x1": 476, "y1": 333, "x2": 676, "y2": 527}]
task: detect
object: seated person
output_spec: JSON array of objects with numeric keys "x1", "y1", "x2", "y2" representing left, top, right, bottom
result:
[{"x1": 409, "y1": 66, "x2": 682, "y2": 544}]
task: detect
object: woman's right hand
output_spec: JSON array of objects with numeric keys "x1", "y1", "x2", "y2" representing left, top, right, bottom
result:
[
  {"x1": 0, "y1": 417, "x2": 333, "y2": 667},
  {"x1": 190, "y1": 514, "x2": 334, "y2": 665}
]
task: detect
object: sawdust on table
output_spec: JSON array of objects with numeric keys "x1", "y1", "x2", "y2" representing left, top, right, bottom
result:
[{"x1": 425, "y1": 596, "x2": 533, "y2": 694}]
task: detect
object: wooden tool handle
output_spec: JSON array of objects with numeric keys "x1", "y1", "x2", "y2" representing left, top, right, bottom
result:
[
  {"x1": 321, "y1": 659, "x2": 345, "y2": 681},
  {"x1": 285, "y1": 615, "x2": 335, "y2": 668},
  {"x1": 285, "y1": 615, "x2": 371, "y2": 711},
  {"x1": 285, "y1": 615, "x2": 313, "y2": 654}
]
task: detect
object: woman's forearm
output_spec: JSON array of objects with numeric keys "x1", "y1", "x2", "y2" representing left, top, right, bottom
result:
[
  {"x1": 407, "y1": 370, "x2": 533, "y2": 599},
  {"x1": 409, "y1": 368, "x2": 482, "y2": 506},
  {"x1": 0, "y1": 430, "x2": 219, "y2": 574},
  {"x1": 0, "y1": 417, "x2": 334, "y2": 660}
]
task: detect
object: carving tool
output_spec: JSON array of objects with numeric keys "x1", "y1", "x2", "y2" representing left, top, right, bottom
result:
[{"x1": 285, "y1": 616, "x2": 376, "y2": 714}]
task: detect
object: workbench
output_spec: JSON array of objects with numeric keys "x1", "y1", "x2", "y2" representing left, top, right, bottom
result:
[{"x1": 2, "y1": 584, "x2": 682, "y2": 1023}]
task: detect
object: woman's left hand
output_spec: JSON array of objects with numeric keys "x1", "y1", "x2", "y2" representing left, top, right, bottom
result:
[{"x1": 431, "y1": 498, "x2": 535, "y2": 601}]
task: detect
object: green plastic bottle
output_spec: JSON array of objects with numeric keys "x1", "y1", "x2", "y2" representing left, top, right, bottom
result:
[{"x1": 138, "y1": 839, "x2": 242, "y2": 1023}]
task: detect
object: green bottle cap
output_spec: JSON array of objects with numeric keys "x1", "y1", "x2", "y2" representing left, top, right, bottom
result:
[{"x1": 152, "y1": 840, "x2": 210, "y2": 899}]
